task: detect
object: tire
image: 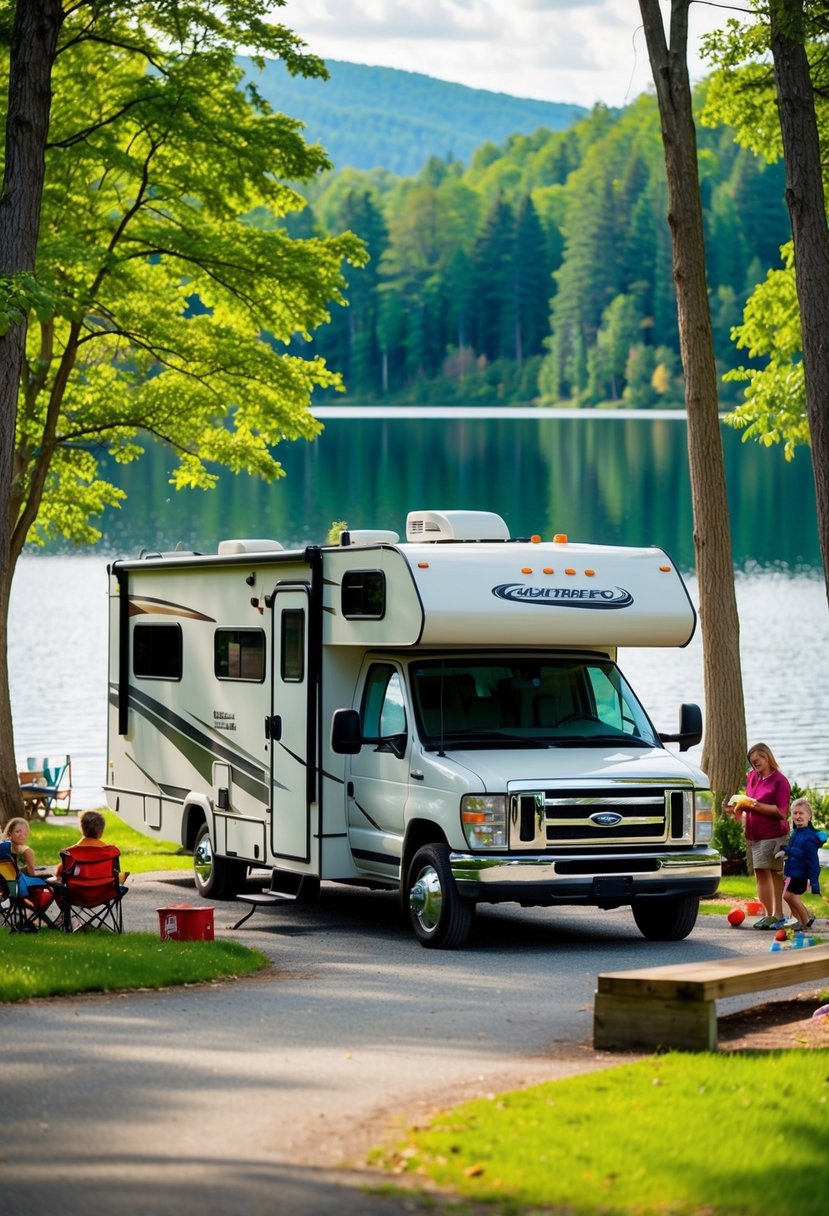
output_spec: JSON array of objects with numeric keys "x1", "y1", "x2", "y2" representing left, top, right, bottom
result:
[
  {"x1": 632, "y1": 894, "x2": 700, "y2": 941},
  {"x1": 406, "y1": 842, "x2": 474, "y2": 949},
  {"x1": 192, "y1": 822, "x2": 248, "y2": 901}
]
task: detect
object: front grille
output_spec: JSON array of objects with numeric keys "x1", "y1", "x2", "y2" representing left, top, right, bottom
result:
[{"x1": 511, "y1": 785, "x2": 678, "y2": 848}]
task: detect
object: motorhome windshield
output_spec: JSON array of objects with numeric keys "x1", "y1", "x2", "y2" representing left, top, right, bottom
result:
[{"x1": 410, "y1": 656, "x2": 660, "y2": 750}]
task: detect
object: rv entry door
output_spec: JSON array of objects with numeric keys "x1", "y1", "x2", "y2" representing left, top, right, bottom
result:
[{"x1": 268, "y1": 584, "x2": 313, "y2": 863}]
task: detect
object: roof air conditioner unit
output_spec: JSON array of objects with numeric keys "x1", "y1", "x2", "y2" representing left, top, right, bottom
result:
[{"x1": 406, "y1": 510, "x2": 510, "y2": 543}]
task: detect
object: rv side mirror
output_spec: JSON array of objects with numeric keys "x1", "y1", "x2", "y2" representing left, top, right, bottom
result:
[
  {"x1": 331, "y1": 708, "x2": 363, "y2": 755},
  {"x1": 659, "y1": 703, "x2": 702, "y2": 752}
]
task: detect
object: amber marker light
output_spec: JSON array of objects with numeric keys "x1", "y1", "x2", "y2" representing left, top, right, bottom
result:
[
  {"x1": 543, "y1": 567, "x2": 554, "y2": 575},
  {"x1": 418, "y1": 561, "x2": 430, "y2": 568},
  {"x1": 521, "y1": 567, "x2": 533, "y2": 574},
  {"x1": 565, "y1": 567, "x2": 576, "y2": 575},
  {"x1": 531, "y1": 534, "x2": 541, "y2": 543},
  {"x1": 584, "y1": 568, "x2": 595, "y2": 576},
  {"x1": 553, "y1": 533, "x2": 568, "y2": 543},
  {"x1": 659, "y1": 565, "x2": 671, "y2": 572}
]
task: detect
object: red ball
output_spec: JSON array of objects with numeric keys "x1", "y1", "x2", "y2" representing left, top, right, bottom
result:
[
  {"x1": 727, "y1": 908, "x2": 745, "y2": 926},
  {"x1": 775, "y1": 928, "x2": 788, "y2": 941}
]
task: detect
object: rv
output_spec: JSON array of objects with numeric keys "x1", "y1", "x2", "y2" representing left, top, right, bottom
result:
[{"x1": 106, "y1": 509, "x2": 719, "y2": 948}]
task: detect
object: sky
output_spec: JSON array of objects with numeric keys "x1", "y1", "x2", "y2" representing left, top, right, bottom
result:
[{"x1": 282, "y1": 1, "x2": 745, "y2": 109}]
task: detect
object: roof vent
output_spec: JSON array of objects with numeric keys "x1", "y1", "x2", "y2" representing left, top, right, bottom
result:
[
  {"x1": 339, "y1": 529, "x2": 399, "y2": 546},
  {"x1": 217, "y1": 539, "x2": 284, "y2": 555},
  {"x1": 406, "y1": 510, "x2": 510, "y2": 543}
]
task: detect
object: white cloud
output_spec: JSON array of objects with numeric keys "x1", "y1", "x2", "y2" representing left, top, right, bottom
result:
[{"x1": 282, "y1": 1, "x2": 736, "y2": 108}]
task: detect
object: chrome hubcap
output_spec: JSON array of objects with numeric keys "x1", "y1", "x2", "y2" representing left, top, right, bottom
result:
[
  {"x1": 409, "y1": 864, "x2": 442, "y2": 933},
  {"x1": 194, "y1": 833, "x2": 213, "y2": 888}
]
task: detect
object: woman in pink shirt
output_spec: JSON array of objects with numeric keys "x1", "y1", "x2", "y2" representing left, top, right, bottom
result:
[{"x1": 728, "y1": 742, "x2": 791, "y2": 929}]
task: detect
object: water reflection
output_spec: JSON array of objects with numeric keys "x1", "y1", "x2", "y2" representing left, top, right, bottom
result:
[{"x1": 94, "y1": 413, "x2": 821, "y2": 572}]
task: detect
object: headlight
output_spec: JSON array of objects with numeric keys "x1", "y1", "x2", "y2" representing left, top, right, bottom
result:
[
  {"x1": 461, "y1": 794, "x2": 507, "y2": 849},
  {"x1": 695, "y1": 789, "x2": 714, "y2": 842}
]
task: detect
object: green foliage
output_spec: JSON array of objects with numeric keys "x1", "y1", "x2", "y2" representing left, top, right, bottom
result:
[
  {"x1": 0, "y1": 933, "x2": 268, "y2": 1002},
  {"x1": 712, "y1": 807, "x2": 748, "y2": 869},
  {"x1": 1, "y1": 2, "x2": 366, "y2": 555},
  {"x1": 297, "y1": 84, "x2": 786, "y2": 409},
  {"x1": 701, "y1": 8, "x2": 829, "y2": 458},
  {"x1": 373, "y1": 1052, "x2": 829, "y2": 1215},
  {"x1": 325, "y1": 519, "x2": 348, "y2": 544}
]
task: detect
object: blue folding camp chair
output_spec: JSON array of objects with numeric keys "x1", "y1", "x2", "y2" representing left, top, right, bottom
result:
[
  {"x1": 20, "y1": 755, "x2": 72, "y2": 819},
  {"x1": 0, "y1": 840, "x2": 59, "y2": 931}
]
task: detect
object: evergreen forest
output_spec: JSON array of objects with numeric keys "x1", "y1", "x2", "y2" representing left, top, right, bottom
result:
[{"x1": 276, "y1": 84, "x2": 790, "y2": 410}]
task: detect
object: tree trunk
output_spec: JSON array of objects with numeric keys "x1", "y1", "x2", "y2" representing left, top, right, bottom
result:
[
  {"x1": 638, "y1": 0, "x2": 747, "y2": 798},
  {"x1": 0, "y1": 0, "x2": 63, "y2": 828},
  {"x1": 769, "y1": 0, "x2": 829, "y2": 611}
]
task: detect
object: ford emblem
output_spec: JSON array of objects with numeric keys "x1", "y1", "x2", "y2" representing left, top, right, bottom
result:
[{"x1": 590, "y1": 811, "x2": 623, "y2": 827}]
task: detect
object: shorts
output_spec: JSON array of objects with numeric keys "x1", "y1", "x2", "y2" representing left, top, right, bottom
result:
[
  {"x1": 784, "y1": 875, "x2": 807, "y2": 896},
  {"x1": 749, "y1": 836, "x2": 788, "y2": 871}
]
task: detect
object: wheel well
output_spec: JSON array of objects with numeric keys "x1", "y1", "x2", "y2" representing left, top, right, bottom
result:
[
  {"x1": 182, "y1": 805, "x2": 207, "y2": 852},
  {"x1": 402, "y1": 820, "x2": 448, "y2": 877}
]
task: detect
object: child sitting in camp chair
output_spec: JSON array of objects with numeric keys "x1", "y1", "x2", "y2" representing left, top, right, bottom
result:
[
  {"x1": 53, "y1": 810, "x2": 129, "y2": 888},
  {"x1": 1, "y1": 817, "x2": 58, "y2": 929}
]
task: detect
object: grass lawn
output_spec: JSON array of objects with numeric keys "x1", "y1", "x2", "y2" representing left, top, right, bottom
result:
[
  {"x1": 702, "y1": 873, "x2": 826, "y2": 923},
  {"x1": 27, "y1": 810, "x2": 192, "y2": 872},
  {"x1": 0, "y1": 931, "x2": 269, "y2": 1001},
  {"x1": 372, "y1": 1051, "x2": 829, "y2": 1216}
]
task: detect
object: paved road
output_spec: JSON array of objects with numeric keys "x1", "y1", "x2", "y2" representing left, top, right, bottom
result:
[{"x1": 2, "y1": 871, "x2": 801, "y2": 1216}]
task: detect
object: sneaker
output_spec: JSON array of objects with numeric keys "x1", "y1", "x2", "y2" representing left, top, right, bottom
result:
[
  {"x1": 771, "y1": 917, "x2": 799, "y2": 930},
  {"x1": 796, "y1": 916, "x2": 815, "y2": 932},
  {"x1": 753, "y1": 915, "x2": 778, "y2": 929}
]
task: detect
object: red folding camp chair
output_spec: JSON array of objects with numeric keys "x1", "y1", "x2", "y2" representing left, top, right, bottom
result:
[{"x1": 53, "y1": 844, "x2": 127, "y2": 933}]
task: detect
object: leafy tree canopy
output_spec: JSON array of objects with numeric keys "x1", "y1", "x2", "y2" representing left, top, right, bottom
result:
[
  {"x1": 0, "y1": 0, "x2": 365, "y2": 559},
  {"x1": 701, "y1": 1, "x2": 829, "y2": 455}
]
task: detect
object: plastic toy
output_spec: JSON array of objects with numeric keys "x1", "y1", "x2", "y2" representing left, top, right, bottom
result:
[
  {"x1": 727, "y1": 908, "x2": 745, "y2": 926},
  {"x1": 775, "y1": 928, "x2": 788, "y2": 941}
]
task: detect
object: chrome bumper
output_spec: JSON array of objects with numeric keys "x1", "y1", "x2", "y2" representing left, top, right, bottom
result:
[{"x1": 450, "y1": 848, "x2": 721, "y2": 905}]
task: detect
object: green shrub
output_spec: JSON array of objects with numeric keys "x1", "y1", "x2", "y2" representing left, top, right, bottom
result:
[{"x1": 712, "y1": 807, "x2": 747, "y2": 873}]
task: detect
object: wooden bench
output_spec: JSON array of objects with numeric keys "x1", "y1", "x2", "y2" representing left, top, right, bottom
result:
[{"x1": 593, "y1": 943, "x2": 829, "y2": 1052}]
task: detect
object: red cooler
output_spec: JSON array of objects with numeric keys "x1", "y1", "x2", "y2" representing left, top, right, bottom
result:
[{"x1": 157, "y1": 903, "x2": 215, "y2": 941}]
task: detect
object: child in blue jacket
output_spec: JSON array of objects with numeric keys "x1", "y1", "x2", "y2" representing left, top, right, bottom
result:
[{"x1": 780, "y1": 798, "x2": 824, "y2": 930}]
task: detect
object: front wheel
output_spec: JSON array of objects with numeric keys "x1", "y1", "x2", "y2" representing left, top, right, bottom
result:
[
  {"x1": 631, "y1": 894, "x2": 700, "y2": 941},
  {"x1": 192, "y1": 822, "x2": 248, "y2": 901},
  {"x1": 406, "y1": 842, "x2": 474, "y2": 949}
]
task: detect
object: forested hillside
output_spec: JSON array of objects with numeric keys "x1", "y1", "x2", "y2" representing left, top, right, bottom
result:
[
  {"x1": 287, "y1": 88, "x2": 789, "y2": 409},
  {"x1": 251, "y1": 58, "x2": 585, "y2": 177}
]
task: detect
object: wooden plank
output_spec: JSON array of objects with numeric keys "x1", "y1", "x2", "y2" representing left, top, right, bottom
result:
[
  {"x1": 597, "y1": 944, "x2": 829, "y2": 1001},
  {"x1": 593, "y1": 990, "x2": 717, "y2": 1052}
]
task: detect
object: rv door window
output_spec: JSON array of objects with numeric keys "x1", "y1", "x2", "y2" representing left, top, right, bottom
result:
[
  {"x1": 133, "y1": 624, "x2": 182, "y2": 680},
  {"x1": 361, "y1": 665, "x2": 407, "y2": 738},
  {"x1": 280, "y1": 609, "x2": 305, "y2": 682},
  {"x1": 214, "y1": 629, "x2": 265, "y2": 682},
  {"x1": 342, "y1": 570, "x2": 385, "y2": 619}
]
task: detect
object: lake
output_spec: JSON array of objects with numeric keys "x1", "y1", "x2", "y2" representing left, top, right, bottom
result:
[{"x1": 9, "y1": 409, "x2": 828, "y2": 807}]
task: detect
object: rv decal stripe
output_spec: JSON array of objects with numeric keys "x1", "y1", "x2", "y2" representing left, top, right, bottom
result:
[
  {"x1": 129, "y1": 595, "x2": 215, "y2": 622},
  {"x1": 351, "y1": 848, "x2": 401, "y2": 870},
  {"x1": 352, "y1": 800, "x2": 382, "y2": 830},
  {"x1": 125, "y1": 685, "x2": 268, "y2": 800}
]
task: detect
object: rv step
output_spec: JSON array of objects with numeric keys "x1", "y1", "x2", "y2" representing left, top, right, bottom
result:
[{"x1": 230, "y1": 874, "x2": 319, "y2": 930}]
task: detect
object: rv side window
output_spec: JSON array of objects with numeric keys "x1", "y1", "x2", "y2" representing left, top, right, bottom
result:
[
  {"x1": 342, "y1": 570, "x2": 385, "y2": 619},
  {"x1": 214, "y1": 629, "x2": 265, "y2": 682},
  {"x1": 133, "y1": 624, "x2": 182, "y2": 680},
  {"x1": 281, "y1": 610, "x2": 305, "y2": 682},
  {"x1": 361, "y1": 665, "x2": 407, "y2": 737}
]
